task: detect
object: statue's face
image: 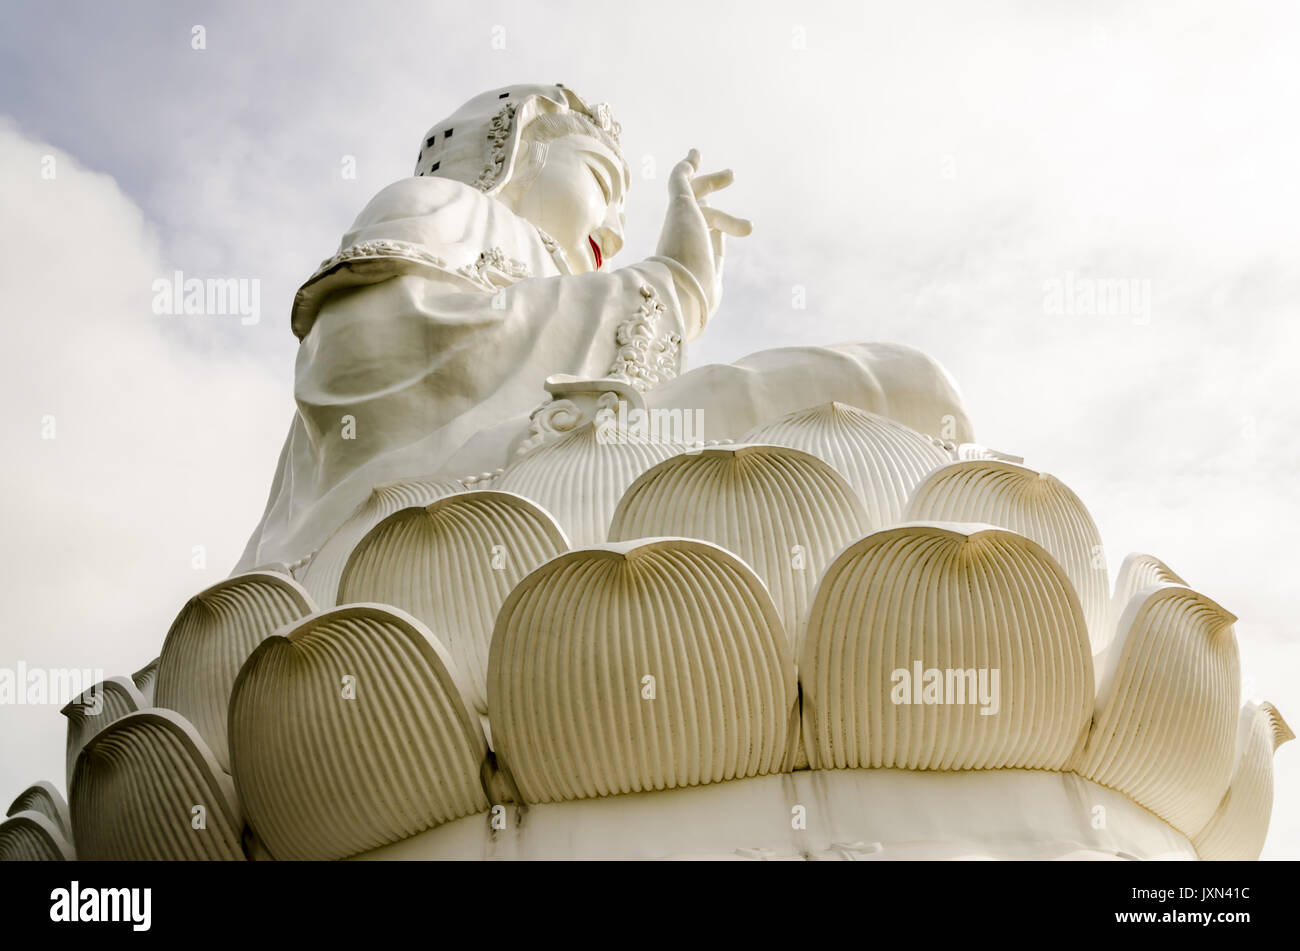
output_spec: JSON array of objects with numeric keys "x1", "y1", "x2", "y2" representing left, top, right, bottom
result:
[{"x1": 509, "y1": 133, "x2": 627, "y2": 273}]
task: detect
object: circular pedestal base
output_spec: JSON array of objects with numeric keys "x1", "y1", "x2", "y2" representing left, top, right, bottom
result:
[{"x1": 349, "y1": 768, "x2": 1197, "y2": 861}]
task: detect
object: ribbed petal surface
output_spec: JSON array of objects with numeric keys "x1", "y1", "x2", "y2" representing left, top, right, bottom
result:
[
  {"x1": 62, "y1": 676, "x2": 146, "y2": 791},
  {"x1": 155, "y1": 571, "x2": 316, "y2": 770},
  {"x1": 608, "y1": 444, "x2": 870, "y2": 655},
  {"x1": 489, "y1": 538, "x2": 797, "y2": 804},
  {"x1": 297, "y1": 478, "x2": 463, "y2": 606},
  {"x1": 70, "y1": 710, "x2": 245, "y2": 861},
  {"x1": 740, "y1": 402, "x2": 950, "y2": 528},
  {"x1": 904, "y1": 460, "x2": 1110, "y2": 653},
  {"x1": 1109, "y1": 552, "x2": 1187, "y2": 640},
  {"x1": 0, "y1": 812, "x2": 73, "y2": 861},
  {"x1": 1080, "y1": 583, "x2": 1240, "y2": 836},
  {"x1": 6, "y1": 780, "x2": 70, "y2": 842},
  {"x1": 801, "y1": 523, "x2": 1094, "y2": 772},
  {"x1": 338, "y1": 491, "x2": 569, "y2": 712},
  {"x1": 228, "y1": 604, "x2": 489, "y2": 860},
  {"x1": 1193, "y1": 701, "x2": 1294, "y2": 860},
  {"x1": 494, "y1": 424, "x2": 683, "y2": 546},
  {"x1": 131, "y1": 657, "x2": 159, "y2": 706}
]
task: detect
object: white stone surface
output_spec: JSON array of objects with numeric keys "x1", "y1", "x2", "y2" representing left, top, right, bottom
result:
[{"x1": 351, "y1": 769, "x2": 1199, "y2": 861}]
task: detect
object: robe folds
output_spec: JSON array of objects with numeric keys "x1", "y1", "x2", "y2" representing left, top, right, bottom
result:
[{"x1": 235, "y1": 176, "x2": 705, "y2": 571}]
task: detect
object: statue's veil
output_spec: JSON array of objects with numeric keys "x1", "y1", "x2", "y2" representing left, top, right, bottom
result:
[{"x1": 413, "y1": 83, "x2": 627, "y2": 194}]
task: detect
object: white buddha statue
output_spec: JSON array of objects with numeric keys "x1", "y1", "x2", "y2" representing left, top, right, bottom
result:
[
  {"x1": 235, "y1": 83, "x2": 972, "y2": 573},
  {"x1": 15, "y1": 86, "x2": 1284, "y2": 866}
]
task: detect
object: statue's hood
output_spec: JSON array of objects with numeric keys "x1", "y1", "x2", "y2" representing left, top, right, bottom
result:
[{"x1": 412, "y1": 83, "x2": 626, "y2": 194}]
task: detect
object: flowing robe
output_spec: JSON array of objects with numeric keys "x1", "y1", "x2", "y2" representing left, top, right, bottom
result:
[{"x1": 235, "y1": 176, "x2": 704, "y2": 571}]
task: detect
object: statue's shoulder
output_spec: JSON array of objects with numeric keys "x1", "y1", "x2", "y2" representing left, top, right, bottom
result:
[
  {"x1": 347, "y1": 176, "x2": 490, "y2": 235},
  {"x1": 291, "y1": 177, "x2": 555, "y2": 341},
  {"x1": 338, "y1": 176, "x2": 549, "y2": 270}
]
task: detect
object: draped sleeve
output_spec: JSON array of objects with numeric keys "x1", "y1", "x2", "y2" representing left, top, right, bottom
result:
[{"x1": 236, "y1": 177, "x2": 700, "y2": 571}]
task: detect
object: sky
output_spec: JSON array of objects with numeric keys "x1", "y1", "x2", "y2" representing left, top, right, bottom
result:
[{"x1": 1, "y1": 0, "x2": 1296, "y2": 857}]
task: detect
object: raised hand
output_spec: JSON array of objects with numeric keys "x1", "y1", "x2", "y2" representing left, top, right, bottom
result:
[{"x1": 655, "y1": 148, "x2": 753, "y2": 324}]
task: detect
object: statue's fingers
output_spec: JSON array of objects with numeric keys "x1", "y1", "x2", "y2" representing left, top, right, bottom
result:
[
  {"x1": 711, "y1": 227, "x2": 725, "y2": 267},
  {"x1": 702, "y1": 207, "x2": 753, "y2": 237},
  {"x1": 670, "y1": 153, "x2": 699, "y2": 194},
  {"x1": 692, "y1": 169, "x2": 734, "y2": 200}
]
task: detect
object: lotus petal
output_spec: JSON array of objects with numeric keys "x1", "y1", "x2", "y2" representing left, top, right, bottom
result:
[
  {"x1": 1110, "y1": 552, "x2": 1187, "y2": 636},
  {"x1": 801, "y1": 523, "x2": 1094, "y2": 772},
  {"x1": 740, "y1": 402, "x2": 950, "y2": 528},
  {"x1": 608, "y1": 444, "x2": 870, "y2": 654},
  {"x1": 955, "y1": 443, "x2": 1024, "y2": 464},
  {"x1": 338, "y1": 491, "x2": 568, "y2": 712},
  {"x1": 488, "y1": 538, "x2": 797, "y2": 804},
  {"x1": 131, "y1": 657, "x2": 160, "y2": 705},
  {"x1": 1194, "y1": 702, "x2": 1294, "y2": 860},
  {"x1": 494, "y1": 423, "x2": 683, "y2": 546},
  {"x1": 904, "y1": 460, "x2": 1110, "y2": 652},
  {"x1": 61, "y1": 676, "x2": 146, "y2": 790},
  {"x1": 295, "y1": 477, "x2": 463, "y2": 606},
  {"x1": 1079, "y1": 584, "x2": 1240, "y2": 835},
  {"x1": 228, "y1": 604, "x2": 489, "y2": 860},
  {"x1": 155, "y1": 571, "x2": 316, "y2": 770},
  {"x1": 0, "y1": 811, "x2": 74, "y2": 861},
  {"x1": 6, "y1": 780, "x2": 71, "y2": 842},
  {"x1": 70, "y1": 709, "x2": 245, "y2": 860}
]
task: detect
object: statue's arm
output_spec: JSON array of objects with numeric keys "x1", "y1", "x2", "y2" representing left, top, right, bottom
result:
[{"x1": 650, "y1": 149, "x2": 752, "y2": 338}]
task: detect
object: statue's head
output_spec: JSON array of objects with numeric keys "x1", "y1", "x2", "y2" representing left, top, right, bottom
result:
[{"x1": 416, "y1": 84, "x2": 629, "y2": 273}]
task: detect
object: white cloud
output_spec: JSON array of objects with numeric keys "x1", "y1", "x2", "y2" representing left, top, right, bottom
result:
[{"x1": 0, "y1": 120, "x2": 289, "y2": 799}]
